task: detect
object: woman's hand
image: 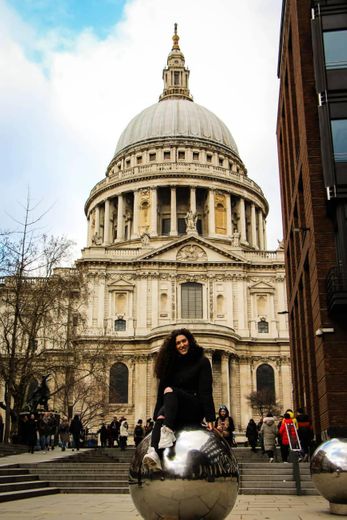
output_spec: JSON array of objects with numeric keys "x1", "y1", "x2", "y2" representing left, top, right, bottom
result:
[{"x1": 206, "y1": 422, "x2": 214, "y2": 431}]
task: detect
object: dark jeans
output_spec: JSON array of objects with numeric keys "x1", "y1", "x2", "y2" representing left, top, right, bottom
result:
[
  {"x1": 151, "y1": 388, "x2": 204, "y2": 449},
  {"x1": 281, "y1": 444, "x2": 289, "y2": 462}
]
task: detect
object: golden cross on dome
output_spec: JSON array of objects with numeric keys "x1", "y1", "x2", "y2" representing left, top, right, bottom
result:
[{"x1": 172, "y1": 23, "x2": 180, "y2": 50}]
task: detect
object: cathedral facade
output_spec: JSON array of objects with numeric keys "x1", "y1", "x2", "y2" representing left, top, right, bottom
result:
[{"x1": 73, "y1": 28, "x2": 292, "y2": 435}]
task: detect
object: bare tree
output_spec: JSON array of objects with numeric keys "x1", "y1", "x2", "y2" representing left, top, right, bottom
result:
[
  {"x1": 0, "y1": 195, "x2": 78, "y2": 441},
  {"x1": 246, "y1": 390, "x2": 282, "y2": 418}
]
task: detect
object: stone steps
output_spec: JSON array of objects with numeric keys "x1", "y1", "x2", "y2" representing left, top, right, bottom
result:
[
  {"x1": 239, "y1": 462, "x2": 318, "y2": 496},
  {"x1": 0, "y1": 467, "x2": 60, "y2": 503}
]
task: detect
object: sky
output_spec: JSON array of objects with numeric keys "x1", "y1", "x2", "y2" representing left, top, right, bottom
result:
[{"x1": 0, "y1": 0, "x2": 284, "y2": 261}]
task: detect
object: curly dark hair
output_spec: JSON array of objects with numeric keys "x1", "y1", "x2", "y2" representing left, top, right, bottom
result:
[{"x1": 154, "y1": 328, "x2": 203, "y2": 380}]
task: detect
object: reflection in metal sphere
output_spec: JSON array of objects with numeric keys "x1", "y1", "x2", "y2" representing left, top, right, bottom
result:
[
  {"x1": 129, "y1": 426, "x2": 239, "y2": 520},
  {"x1": 311, "y1": 438, "x2": 347, "y2": 515}
]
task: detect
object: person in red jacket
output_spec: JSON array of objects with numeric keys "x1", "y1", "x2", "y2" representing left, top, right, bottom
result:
[
  {"x1": 143, "y1": 328, "x2": 215, "y2": 471},
  {"x1": 278, "y1": 412, "x2": 293, "y2": 462}
]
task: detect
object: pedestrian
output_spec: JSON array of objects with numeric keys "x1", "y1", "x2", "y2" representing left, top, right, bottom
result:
[
  {"x1": 278, "y1": 412, "x2": 294, "y2": 462},
  {"x1": 296, "y1": 408, "x2": 314, "y2": 461},
  {"x1": 59, "y1": 417, "x2": 70, "y2": 451},
  {"x1": 98, "y1": 423, "x2": 108, "y2": 448},
  {"x1": 109, "y1": 416, "x2": 120, "y2": 447},
  {"x1": 215, "y1": 405, "x2": 235, "y2": 446},
  {"x1": 246, "y1": 419, "x2": 258, "y2": 452},
  {"x1": 260, "y1": 413, "x2": 278, "y2": 462},
  {"x1": 27, "y1": 414, "x2": 38, "y2": 454},
  {"x1": 133, "y1": 419, "x2": 145, "y2": 447},
  {"x1": 119, "y1": 417, "x2": 128, "y2": 450},
  {"x1": 38, "y1": 412, "x2": 52, "y2": 452},
  {"x1": 69, "y1": 414, "x2": 83, "y2": 451},
  {"x1": 142, "y1": 328, "x2": 215, "y2": 471}
]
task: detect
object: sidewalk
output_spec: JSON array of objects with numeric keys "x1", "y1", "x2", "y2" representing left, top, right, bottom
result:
[
  {"x1": 0, "y1": 447, "x2": 86, "y2": 466},
  {"x1": 0, "y1": 449, "x2": 331, "y2": 519},
  {"x1": 0, "y1": 494, "x2": 330, "y2": 519}
]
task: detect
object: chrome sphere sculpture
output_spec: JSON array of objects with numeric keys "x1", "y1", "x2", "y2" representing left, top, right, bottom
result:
[
  {"x1": 129, "y1": 426, "x2": 239, "y2": 520},
  {"x1": 311, "y1": 438, "x2": 347, "y2": 515}
]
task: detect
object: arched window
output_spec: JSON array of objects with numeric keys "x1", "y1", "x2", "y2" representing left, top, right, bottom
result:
[
  {"x1": 256, "y1": 364, "x2": 275, "y2": 402},
  {"x1": 181, "y1": 282, "x2": 203, "y2": 319},
  {"x1": 109, "y1": 363, "x2": 128, "y2": 403},
  {"x1": 258, "y1": 318, "x2": 269, "y2": 333}
]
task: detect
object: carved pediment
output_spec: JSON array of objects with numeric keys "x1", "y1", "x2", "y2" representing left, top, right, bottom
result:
[
  {"x1": 137, "y1": 235, "x2": 244, "y2": 264},
  {"x1": 249, "y1": 280, "x2": 275, "y2": 294},
  {"x1": 107, "y1": 277, "x2": 135, "y2": 291}
]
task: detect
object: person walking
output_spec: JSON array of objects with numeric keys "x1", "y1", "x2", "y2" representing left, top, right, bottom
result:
[
  {"x1": 142, "y1": 328, "x2": 215, "y2": 471},
  {"x1": 296, "y1": 408, "x2": 314, "y2": 461},
  {"x1": 260, "y1": 413, "x2": 278, "y2": 462},
  {"x1": 69, "y1": 414, "x2": 83, "y2": 451},
  {"x1": 278, "y1": 412, "x2": 294, "y2": 462},
  {"x1": 98, "y1": 423, "x2": 108, "y2": 448},
  {"x1": 38, "y1": 412, "x2": 51, "y2": 452},
  {"x1": 133, "y1": 419, "x2": 145, "y2": 447},
  {"x1": 27, "y1": 414, "x2": 38, "y2": 454},
  {"x1": 246, "y1": 419, "x2": 258, "y2": 452},
  {"x1": 109, "y1": 416, "x2": 120, "y2": 447},
  {"x1": 59, "y1": 417, "x2": 70, "y2": 451},
  {"x1": 119, "y1": 417, "x2": 128, "y2": 450}
]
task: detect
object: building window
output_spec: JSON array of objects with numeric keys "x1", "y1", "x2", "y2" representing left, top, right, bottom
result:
[
  {"x1": 219, "y1": 157, "x2": 224, "y2": 167},
  {"x1": 178, "y1": 150, "x2": 185, "y2": 160},
  {"x1": 161, "y1": 218, "x2": 171, "y2": 235},
  {"x1": 109, "y1": 363, "x2": 128, "y2": 403},
  {"x1": 125, "y1": 159, "x2": 131, "y2": 168},
  {"x1": 181, "y1": 282, "x2": 203, "y2": 319},
  {"x1": 193, "y1": 152, "x2": 199, "y2": 161},
  {"x1": 258, "y1": 318, "x2": 269, "y2": 333},
  {"x1": 206, "y1": 154, "x2": 212, "y2": 163},
  {"x1": 136, "y1": 155, "x2": 142, "y2": 164},
  {"x1": 331, "y1": 119, "x2": 347, "y2": 162},
  {"x1": 174, "y1": 71, "x2": 180, "y2": 85},
  {"x1": 256, "y1": 363, "x2": 275, "y2": 402},
  {"x1": 323, "y1": 30, "x2": 347, "y2": 70},
  {"x1": 164, "y1": 151, "x2": 171, "y2": 160},
  {"x1": 149, "y1": 152, "x2": 156, "y2": 161},
  {"x1": 114, "y1": 318, "x2": 126, "y2": 331}
]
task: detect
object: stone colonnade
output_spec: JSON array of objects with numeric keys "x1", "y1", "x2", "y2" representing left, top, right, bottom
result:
[{"x1": 88, "y1": 186, "x2": 267, "y2": 249}]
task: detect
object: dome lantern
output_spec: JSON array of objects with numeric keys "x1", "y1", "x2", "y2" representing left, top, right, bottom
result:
[{"x1": 159, "y1": 24, "x2": 193, "y2": 102}]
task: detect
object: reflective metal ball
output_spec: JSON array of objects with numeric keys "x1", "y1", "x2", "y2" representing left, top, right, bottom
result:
[
  {"x1": 129, "y1": 426, "x2": 239, "y2": 520},
  {"x1": 311, "y1": 438, "x2": 347, "y2": 515}
]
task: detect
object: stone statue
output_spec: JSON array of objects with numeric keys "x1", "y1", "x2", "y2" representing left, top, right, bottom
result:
[
  {"x1": 140, "y1": 232, "x2": 150, "y2": 247},
  {"x1": 92, "y1": 232, "x2": 103, "y2": 245},
  {"x1": 185, "y1": 210, "x2": 197, "y2": 233},
  {"x1": 232, "y1": 230, "x2": 241, "y2": 247},
  {"x1": 25, "y1": 375, "x2": 51, "y2": 413}
]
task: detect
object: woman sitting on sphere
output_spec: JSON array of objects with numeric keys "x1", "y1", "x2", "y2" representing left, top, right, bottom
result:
[{"x1": 143, "y1": 328, "x2": 215, "y2": 470}]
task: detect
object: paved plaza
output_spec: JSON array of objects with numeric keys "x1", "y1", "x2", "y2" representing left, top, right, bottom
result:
[
  {"x1": 0, "y1": 493, "x2": 331, "y2": 520},
  {"x1": 0, "y1": 450, "x2": 333, "y2": 520}
]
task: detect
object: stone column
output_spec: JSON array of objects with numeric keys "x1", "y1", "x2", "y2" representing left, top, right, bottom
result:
[
  {"x1": 238, "y1": 198, "x2": 247, "y2": 242},
  {"x1": 103, "y1": 199, "x2": 111, "y2": 246},
  {"x1": 208, "y1": 190, "x2": 215, "y2": 237},
  {"x1": 221, "y1": 353, "x2": 230, "y2": 411},
  {"x1": 190, "y1": 187, "x2": 196, "y2": 213},
  {"x1": 150, "y1": 188, "x2": 158, "y2": 237},
  {"x1": 258, "y1": 210, "x2": 264, "y2": 250},
  {"x1": 87, "y1": 214, "x2": 93, "y2": 246},
  {"x1": 263, "y1": 220, "x2": 267, "y2": 250},
  {"x1": 251, "y1": 203, "x2": 258, "y2": 248},
  {"x1": 117, "y1": 193, "x2": 124, "y2": 241},
  {"x1": 95, "y1": 205, "x2": 100, "y2": 237},
  {"x1": 132, "y1": 190, "x2": 139, "y2": 239},
  {"x1": 226, "y1": 194, "x2": 232, "y2": 237},
  {"x1": 230, "y1": 357, "x2": 241, "y2": 431},
  {"x1": 170, "y1": 187, "x2": 177, "y2": 236},
  {"x1": 205, "y1": 350, "x2": 213, "y2": 369}
]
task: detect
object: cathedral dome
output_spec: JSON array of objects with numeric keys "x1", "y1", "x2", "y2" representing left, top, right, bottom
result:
[{"x1": 114, "y1": 99, "x2": 239, "y2": 158}]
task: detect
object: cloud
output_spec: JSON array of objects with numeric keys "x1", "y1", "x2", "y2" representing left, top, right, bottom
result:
[{"x1": 0, "y1": 0, "x2": 283, "y2": 256}]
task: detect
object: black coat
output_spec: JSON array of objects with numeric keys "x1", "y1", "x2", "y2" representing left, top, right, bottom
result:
[
  {"x1": 154, "y1": 350, "x2": 215, "y2": 423},
  {"x1": 69, "y1": 417, "x2": 83, "y2": 435}
]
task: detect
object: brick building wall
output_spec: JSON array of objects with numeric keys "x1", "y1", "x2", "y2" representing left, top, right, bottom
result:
[{"x1": 277, "y1": 0, "x2": 347, "y2": 440}]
